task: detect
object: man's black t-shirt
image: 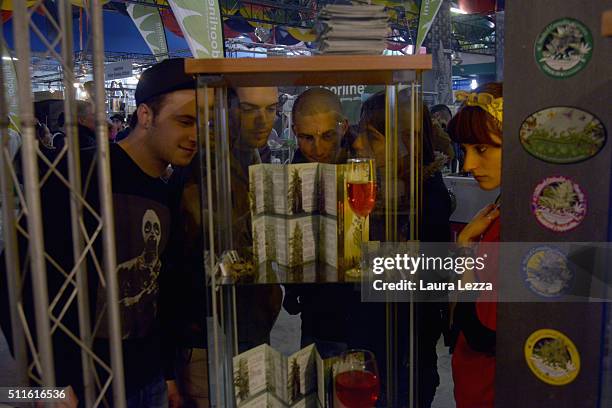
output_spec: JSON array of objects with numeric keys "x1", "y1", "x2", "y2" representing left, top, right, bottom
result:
[
  {"x1": 89, "y1": 144, "x2": 175, "y2": 394},
  {"x1": 0, "y1": 143, "x2": 180, "y2": 401}
]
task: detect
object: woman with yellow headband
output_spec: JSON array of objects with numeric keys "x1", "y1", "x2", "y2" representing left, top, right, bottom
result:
[{"x1": 447, "y1": 82, "x2": 503, "y2": 408}]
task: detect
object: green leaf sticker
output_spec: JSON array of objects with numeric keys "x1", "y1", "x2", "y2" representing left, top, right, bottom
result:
[
  {"x1": 524, "y1": 329, "x2": 580, "y2": 386},
  {"x1": 534, "y1": 18, "x2": 593, "y2": 78},
  {"x1": 531, "y1": 176, "x2": 586, "y2": 233},
  {"x1": 520, "y1": 107, "x2": 606, "y2": 164}
]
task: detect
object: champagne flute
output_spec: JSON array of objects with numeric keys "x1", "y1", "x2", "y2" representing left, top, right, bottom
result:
[
  {"x1": 334, "y1": 349, "x2": 380, "y2": 408},
  {"x1": 346, "y1": 158, "x2": 376, "y2": 277}
]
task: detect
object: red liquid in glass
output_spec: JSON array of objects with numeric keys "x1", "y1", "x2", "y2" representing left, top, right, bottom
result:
[
  {"x1": 335, "y1": 370, "x2": 380, "y2": 408},
  {"x1": 347, "y1": 182, "x2": 376, "y2": 217}
]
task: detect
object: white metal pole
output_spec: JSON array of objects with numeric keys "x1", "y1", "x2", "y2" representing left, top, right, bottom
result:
[
  {"x1": 90, "y1": 1, "x2": 126, "y2": 406},
  {"x1": 0, "y1": 19, "x2": 27, "y2": 388},
  {"x1": 58, "y1": 1, "x2": 95, "y2": 405},
  {"x1": 13, "y1": 0, "x2": 56, "y2": 387}
]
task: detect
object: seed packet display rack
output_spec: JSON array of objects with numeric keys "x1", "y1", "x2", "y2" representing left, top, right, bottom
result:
[{"x1": 185, "y1": 55, "x2": 431, "y2": 407}]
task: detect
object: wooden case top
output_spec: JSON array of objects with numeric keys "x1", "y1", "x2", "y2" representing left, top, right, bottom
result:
[{"x1": 185, "y1": 54, "x2": 431, "y2": 86}]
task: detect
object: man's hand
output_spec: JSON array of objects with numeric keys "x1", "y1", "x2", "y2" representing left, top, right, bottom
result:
[{"x1": 167, "y1": 380, "x2": 182, "y2": 408}]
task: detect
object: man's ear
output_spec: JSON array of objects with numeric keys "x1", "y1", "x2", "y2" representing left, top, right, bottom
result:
[
  {"x1": 341, "y1": 118, "x2": 349, "y2": 134},
  {"x1": 137, "y1": 103, "x2": 152, "y2": 129}
]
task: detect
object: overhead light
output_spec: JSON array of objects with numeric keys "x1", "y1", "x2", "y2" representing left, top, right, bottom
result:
[
  {"x1": 451, "y1": 7, "x2": 468, "y2": 14},
  {"x1": 2, "y1": 56, "x2": 18, "y2": 61},
  {"x1": 470, "y1": 79, "x2": 478, "y2": 90}
]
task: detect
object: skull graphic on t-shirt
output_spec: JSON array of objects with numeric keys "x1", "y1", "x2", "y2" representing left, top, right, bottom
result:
[{"x1": 115, "y1": 209, "x2": 162, "y2": 338}]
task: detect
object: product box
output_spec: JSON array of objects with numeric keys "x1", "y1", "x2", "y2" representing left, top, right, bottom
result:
[
  {"x1": 233, "y1": 344, "x2": 338, "y2": 408},
  {"x1": 250, "y1": 163, "x2": 369, "y2": 272}
]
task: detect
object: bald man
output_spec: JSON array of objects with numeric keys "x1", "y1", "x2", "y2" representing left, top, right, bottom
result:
[
  {"x1": 292, "y1": 88, "x2": 349, "y2": 164},
  {"x1": 284, "y1": 88, "x2": 358, "y2": 358}
]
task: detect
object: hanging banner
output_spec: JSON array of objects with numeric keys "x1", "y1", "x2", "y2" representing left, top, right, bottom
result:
[
  {"x1": 1, "y1": 1, "x2": 38, "y2": 11},
  {"x1": 167, "y1": 0, "x2": 224, "y2": 58},
  {"x1": 69, "y1": 0, "x2": 110, "y2": 7},
  {"x1": 1, "y1": 37, "x2": 20, "y2": 159},
  {"x1": 104, "y1": 60, "x2": 134, "y2": 81},
  {"x1": 414, "y1": 0, "x2": 444, "y2": 52},
  {"x1": 126, "y1": 1, "x2": 169, "y2": 61}
]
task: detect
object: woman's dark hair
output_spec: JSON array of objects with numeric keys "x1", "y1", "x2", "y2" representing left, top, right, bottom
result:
[
  {"x1": 447, "y1": 82, "x2": 503, "y2": 146},
  {"x1": 359, "y1": 90, "x2": 436, "y2": 165},
  {"x1": 430, "y1": 104, "x2": 452, "y2": 119}
]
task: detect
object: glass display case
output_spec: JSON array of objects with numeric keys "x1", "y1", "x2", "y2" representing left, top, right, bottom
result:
[{"x1": 184, "y1": 55, "x2": 431, "y2": 407}]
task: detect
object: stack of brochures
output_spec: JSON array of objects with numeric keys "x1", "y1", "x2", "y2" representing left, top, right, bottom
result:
[{"x1": 316, "y1": 2, "x2": 389, "y2": 54}]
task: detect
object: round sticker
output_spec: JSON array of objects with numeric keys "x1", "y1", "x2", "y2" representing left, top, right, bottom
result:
[
  {"x1": 524, "y1": 329, "x2": 580, "y2": 386},
  {"x1": 522, "y1": 246, "x2": 574, "y2": 298},
  {"x1": 534, "y1": 18, "x2": 593, "y2": 78},
  {"x1": 520, "y1": 107, "x2": 606, "y2": 164},
  {"x1": 532, "y1": 176, "x2": 586, "y2": 232}
]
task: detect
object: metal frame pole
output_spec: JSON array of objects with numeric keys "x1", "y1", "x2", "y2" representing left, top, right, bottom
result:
[
  {"x1": 385, "y1": 85, "x2": 399, "y2": 242},
  {"x1": 13, "y1": 0, "x2": 56, "y2": 386},
  {"x1": 213, "y1": 87, "x2": 238, "y2": 404},
  {"x1": 90, "y1": 1, "x2": 126, "y2": 406},
  {"x1": 408, "y1": 76, "x2": 423, "y2": 408},
  {"x1": 0, "y1": 20, "x2": 27, "y2": 388},
  {"x1": 197, "y1": 78, "x2": 225, "y2": 407},
  {"x1": 58, "y1": 1, "x2": 95, "y2": 405},
  {"x1": 384, "y1": 84, "x2": 399, "y2": 407},
  {"x1": 214, "y1": 87, "x2": 233, "y2": 252}
]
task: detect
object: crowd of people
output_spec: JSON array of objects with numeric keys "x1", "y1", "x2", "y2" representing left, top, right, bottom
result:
[{"x1": 1, "y1": 57, "x2": 503, "y2": 408}]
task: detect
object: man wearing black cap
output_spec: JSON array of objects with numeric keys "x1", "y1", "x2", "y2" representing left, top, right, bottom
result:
[
  {"x1": 114, "y1": 57, "x2": 199, "y2": 405},
  {"x1": 0, "y1": 58, "x2": 196, "y2": 407}
]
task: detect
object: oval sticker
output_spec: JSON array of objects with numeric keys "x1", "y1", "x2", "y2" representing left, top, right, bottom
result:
[
  {"x1": 534, "y1": 18, "x2": 593, "y2": 78},
  {"x1": 520, "y1": 107, "x2": 606, "y2": 164},
  {"x1": 524, "y1": 329, "x2": 580, "y2": 386},
  {"x1": 522, "y1": 246, "x2": 574, "y2": 298},
  {"x1": 532, "y1": 176, "x2": 587, "y2": 233}
]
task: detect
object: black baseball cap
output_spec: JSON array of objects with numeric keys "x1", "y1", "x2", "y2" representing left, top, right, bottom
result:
[{"x1": 135, "y1": 58, "x2": 195, "y2": 106}]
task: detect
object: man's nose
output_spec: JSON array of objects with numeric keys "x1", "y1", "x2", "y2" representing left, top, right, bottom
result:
[
  {"x1": 313, "y1": 138, "x2": 322, "y2": 154},
  {"x1": 254, "y1": 110, "x2": 263, "y2": 124},
  {"x1": 188, "y1": 127, "x2": 197, "y2": 143},
  {"x1": 255, "y1": 109, "x2": 270, "y2": 125}
]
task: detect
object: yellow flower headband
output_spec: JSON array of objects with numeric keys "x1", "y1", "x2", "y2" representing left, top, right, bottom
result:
[{"x1": 455, "y1": 91, "x2": 503, "y2": 123}]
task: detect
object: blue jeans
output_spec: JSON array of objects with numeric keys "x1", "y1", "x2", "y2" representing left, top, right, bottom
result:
[{"x1": 126, "y1": 374, "x2": 168, "y2": 408}]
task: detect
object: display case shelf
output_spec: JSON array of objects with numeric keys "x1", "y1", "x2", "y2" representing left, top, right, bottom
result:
[{"x1": 185, "y1": 54, "x2": 431, "y2": 86}]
